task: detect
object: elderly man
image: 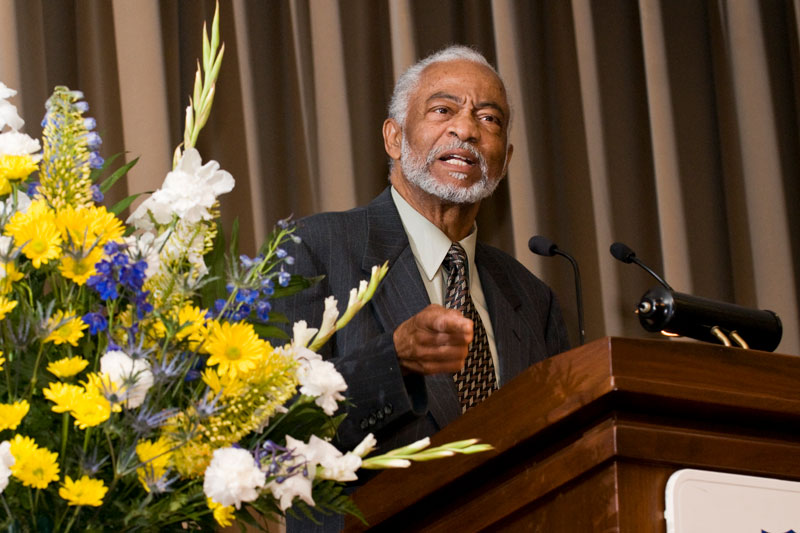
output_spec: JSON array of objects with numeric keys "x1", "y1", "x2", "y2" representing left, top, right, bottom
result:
[{"x1": 282, "y1": 45, "x2": 569, "y2": 524}]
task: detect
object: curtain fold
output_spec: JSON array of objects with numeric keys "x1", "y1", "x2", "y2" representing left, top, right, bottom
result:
[{"x1": 2, "y1": 0, "x2": 798, "y2": 354}]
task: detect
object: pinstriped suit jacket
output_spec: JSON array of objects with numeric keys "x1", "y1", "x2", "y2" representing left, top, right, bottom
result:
[{"x1": 279, "y1": 187, "x2": 570, "y2": 453}]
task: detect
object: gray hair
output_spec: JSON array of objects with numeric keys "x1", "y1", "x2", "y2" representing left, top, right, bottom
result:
[{"x1": 388, "y1": 45, "x2": 506, "y2": 127}]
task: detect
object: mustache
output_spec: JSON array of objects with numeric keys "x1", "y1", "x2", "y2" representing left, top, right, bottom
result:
[{"x1": 425, "y1": 140, "x2": 487, "y2": 171}]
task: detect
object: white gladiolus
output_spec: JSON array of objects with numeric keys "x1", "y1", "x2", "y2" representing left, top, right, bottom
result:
[
  {"x1": 0, "y1": 82, "x2": 24, "y2": 131},
  {"x1": 203, "y1": 447, "x2": 266, "y2": 509},
  {"x1": 352, "y1": 433, "x2": 377, "y2": 458},
  {"x1": 292, "y1": 320, "x2": 318, "y2": 349},
  {"x1": 0, "y1": 440, "x2": 14, "y2": 494},
  {"x1": 315, "y1": 296, "x2": 339, "y2": 341},
  {"x1": 99, "y1": 350, "x2": 153, "y2": 408},
  {"x1": 128, "y1": 147, "x2": 234, "y2": 230},
  {"x1": 289, "y1": 435, "x2": 362, "y2": 482},
  {"x1": 297, "y1": 358, "x2": 347, "y2": 416},
  {"x1": 267, "y1": 468, "x2": 314, "y2": 512}
]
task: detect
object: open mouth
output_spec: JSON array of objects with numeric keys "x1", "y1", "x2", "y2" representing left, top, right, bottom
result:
[{"x1": 438, "y1": 153, "x2": 475, "y2": 167}]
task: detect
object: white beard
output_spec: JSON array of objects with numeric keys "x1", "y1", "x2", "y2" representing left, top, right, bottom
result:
[{"x1": 399, "y1": 137, "x2": 503, "y2": 205}]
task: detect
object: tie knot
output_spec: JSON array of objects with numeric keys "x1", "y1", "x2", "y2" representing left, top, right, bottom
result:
[{"x1": 445, "y1": 242, "x2": 468, "y2": 270}]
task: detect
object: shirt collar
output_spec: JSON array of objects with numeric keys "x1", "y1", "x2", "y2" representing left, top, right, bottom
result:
[{"x1": 391, "y1": 186, "x2": 478, "y2": 280}]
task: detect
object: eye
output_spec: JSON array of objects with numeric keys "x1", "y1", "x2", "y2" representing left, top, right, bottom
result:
[
  {"x1": 479, "y1": 114, "x2": 502, "y2": 127},
  {"x1": 432, "y1": 106, "x2": 450, "y2": 115}
]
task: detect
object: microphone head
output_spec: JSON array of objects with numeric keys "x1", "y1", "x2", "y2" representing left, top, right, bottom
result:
[
  {"x1": 610, "y1": 242, "x2": 636, "y2": 263},
  {"x1": 529, "y1": 235, "x2": 558, "y2": 257}
]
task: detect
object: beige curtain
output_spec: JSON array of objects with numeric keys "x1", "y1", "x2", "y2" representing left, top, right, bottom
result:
[{"x1": 2, "y1": 0, "x2": 798, "y2": 355}]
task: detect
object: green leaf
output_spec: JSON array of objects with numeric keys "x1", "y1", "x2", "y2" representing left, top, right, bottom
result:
[
  {"x1": 99, "y1": 156, "x2": 140, "y2": 193},
  {"x1": 89, "y1": 151, "x2": 123, "y2": 183},
  {"x1": 272, "y1": 274, "x2": 324, "y2": 299},
  {"x1": 252, "y1": 323, "x2": 289, "y2": 340},
  {"x1": 110, "y1": 191, "x2": 147, "y2": 216}
]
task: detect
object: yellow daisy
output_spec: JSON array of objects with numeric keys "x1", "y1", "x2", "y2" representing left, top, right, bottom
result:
[
  {"x1": 4, "y1": 202, "x2": 61, "y2": 269},
  {"x1": 0, "y1": 261, "x2": 24, "y2": 294},
  {"x1": 56, "y1": 204, "x2": 124, "y2": 249},
  {"x1": 204, "y1": 320, "x2": 268, "y2": 378},
  {"x1": 47, "y1": 356, "x2": 90, "y2": 378},
  {"x1": 135, "y1": 437, "x2": 173, "y2": 492},
  {"x1": 70, "y1": 391, "x2": 112, "y2": 430},
  {"x1": 0, "y1": 295, "x2": 17, "y2": 320},
  {"x1": 12, "y1": 445, "x2": 59, "y2": 489},
  {"x1": 0, "y1": 399, "x2": 30, "y2": 430},
  {"x1": 59, "y1": 475, "x2": 108, "y2": 507},
  {"x1": 42, "y1": 382, "x2": 85, "y2": 413},
  {"x1": 87, "y1": 205, "x2": 125, "y2": 245},
  {"x1": 8, "y1": 434, "x2": 38, "y2": 464},
  {"x1": 44, "y1": 310, "x2": 88, "y2": 346},
  {"x1": 59, "y1": 245, "x2": 104, "y2": 286},
  {"x1": 208, "y1": 498, "x2": 235, "y2": 527},
  {"x1": 0, "y1": 154, "x2": 38, "y2": 183},
  {"x1": 176, "y1": 303, "x2": 209, "y2": 349}
]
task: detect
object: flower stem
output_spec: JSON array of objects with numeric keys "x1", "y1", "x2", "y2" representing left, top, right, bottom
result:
[
  {"x1": 27, "y1": 343, "x2": 45, "y2": 399},
  {"x1": 61, "y1": 411, "x2": 69, "y2": 463},
  {"x1": 62, "y1": 506, "x2": 81, "y2": 533}
]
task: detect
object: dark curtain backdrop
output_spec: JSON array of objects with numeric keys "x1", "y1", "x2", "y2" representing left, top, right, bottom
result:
[{"x1": 2, "y1": 0, "x2": 798, "y2": 355}]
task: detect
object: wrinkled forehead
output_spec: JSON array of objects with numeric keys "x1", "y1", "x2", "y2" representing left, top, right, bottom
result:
[{"x1": 414, "y1": 59, "x2": 510, "y2": 114}]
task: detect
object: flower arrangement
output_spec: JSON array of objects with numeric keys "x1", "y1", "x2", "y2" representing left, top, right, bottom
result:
[{"x1": 0, "y1": 5, "x2": 489, "y2": 532}]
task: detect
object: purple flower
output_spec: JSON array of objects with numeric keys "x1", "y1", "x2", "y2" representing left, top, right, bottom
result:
[
  {"x1": 91, "y1": 184, "x2": 104, "y2": 203},
  {"x1": 278, "y1": 271, "x2": 291, "y2": 287},
  {"x1": 82, "y1": 312, "x2": 108, "y2": 335}
]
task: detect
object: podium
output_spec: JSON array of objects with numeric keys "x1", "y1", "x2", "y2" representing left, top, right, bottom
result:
[{"x1": 345, "y1": 337, "x2": 800, "y2": 532}]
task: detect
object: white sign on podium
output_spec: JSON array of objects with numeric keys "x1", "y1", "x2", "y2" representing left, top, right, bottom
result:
[{"x1": 665, "y1": 469, "x2": 800, "y2": 533}]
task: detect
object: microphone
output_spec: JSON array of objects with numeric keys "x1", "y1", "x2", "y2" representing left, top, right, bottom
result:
[
  {"x1": 609, "y1": 241, "x2": 783, "y2": 351},
  {"x1": 529, "y1": 236, "x2": 585, "y2": 345},
  {"x1": 610, "y1": 242, "x2": 672, "y2": 291}
]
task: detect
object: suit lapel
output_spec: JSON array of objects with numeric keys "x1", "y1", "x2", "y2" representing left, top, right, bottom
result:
[
  {"x1": 476, "y1": 244, "x2": 524, "y2": 386},
  {"x1": 362, "y1": 188, "x2": 461, "y2": 429}
]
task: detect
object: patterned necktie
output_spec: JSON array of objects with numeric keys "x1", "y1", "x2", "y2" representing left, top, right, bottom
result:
[{"x1": 443, "y1": 242, "x2": 497, "y2": 412}]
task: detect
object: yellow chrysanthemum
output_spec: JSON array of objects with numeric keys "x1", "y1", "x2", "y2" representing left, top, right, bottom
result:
[
  {"x1": 59, "y1": 245, "x2": 104, "y2": 286},
  {"x1": 8, "y1": 434, "x2": 38, "y2": 464},
  {"x1": 0, "y1": 154, "x2": 38, "y2": 183},
  {"x1": 56, "y1": 204, "x2": 124, "y2": 249},
  {"x1": 47, "y1": 356, "x2": 90, "y2": 378},
  {"x1": 0, "y1": 295, "x2": 17, "y2": 320},
  {"x1": 136, "y1": 437, "x2": 173, "y2": 492},
  {"x1": 208, "y1": 498, "x2": 235, "y2": 527},
  {"x1": 43, "y1": 382, "x2": 85, "y2": 413},
  {"x1": 201, "y1": 367, "x2": 244, "y2": 398},
  {"x1": 176, "y1": 303, "x2": 209, "y2": 348},
  {"x1": 44, "y1": 310, "x2": 88, "y2": 346},
  {"x1": 0, "y1": 400, "x2": 30, "y2": 430},
  {"x1": 204, "y1": 320, "x2": 268, "y2": 378},
  {"x1": 59, "y1": 475, "x2": 108, "y2": 507},
  {"x1": 4, "y1": 202, "x2": 62, "y2": 269},
  {"x1": 0, "y1": 261, "x2": 24, "y2": 294},
  {"x1": 70, "y1": 377, "x2": 113, "y2": 429},
  {"x1": 12, "y1": 445, "x2": 59, "y2": 489}
]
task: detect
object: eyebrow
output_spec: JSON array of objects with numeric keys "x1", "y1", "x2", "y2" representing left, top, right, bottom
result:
[{"x1": 426, "y1": 92, "x2": 507, "y2": 118}]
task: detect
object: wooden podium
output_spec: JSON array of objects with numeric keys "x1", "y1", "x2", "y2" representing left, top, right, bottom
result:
[{"x1": 345, "y1": 337, "x2": 800, "y2": 532}]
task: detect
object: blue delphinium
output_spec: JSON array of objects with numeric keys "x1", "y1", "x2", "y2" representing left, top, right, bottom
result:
[{"x1": 87, "y1": 242, "x2": 152, "y2": 318}]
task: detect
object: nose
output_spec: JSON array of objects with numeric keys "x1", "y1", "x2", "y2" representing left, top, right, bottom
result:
[{"x1": 447, "y1": 111, "x2": 480, "y2": 144}]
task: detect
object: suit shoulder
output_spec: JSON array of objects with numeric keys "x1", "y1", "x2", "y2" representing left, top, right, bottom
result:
[
  {"x1": 294, "y1": 206, "x2": 368, "y2": 249},
  {"x1": 477, "y1": 243, "x2": 547, "y2": 286}
]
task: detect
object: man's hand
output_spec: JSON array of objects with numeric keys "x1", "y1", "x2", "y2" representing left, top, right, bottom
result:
[{"x1": 393, "y1": 304, "x2": 473, "y2": 375}]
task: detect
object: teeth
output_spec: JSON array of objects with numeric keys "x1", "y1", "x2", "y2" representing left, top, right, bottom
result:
[{"x1": 444, "y1": 156, "x2": 471, "y2": 167}]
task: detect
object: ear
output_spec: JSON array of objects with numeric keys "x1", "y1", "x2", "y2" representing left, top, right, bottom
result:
[
  {"x1": 383, "y1": 118, "x2": 403, "y2": 160},
  {"x1": 503, "y1": 143, "x2": 514, "y2": 176}
]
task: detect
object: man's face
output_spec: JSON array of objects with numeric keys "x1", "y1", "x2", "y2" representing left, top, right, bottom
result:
[{"x1": 398, "y1": 60, "x2": 513, "y2": 205}]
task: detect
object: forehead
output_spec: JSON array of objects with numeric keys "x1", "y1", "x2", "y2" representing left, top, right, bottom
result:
[{"x1": 411, "y1": 59, "x2": 509, "y2": 114}]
